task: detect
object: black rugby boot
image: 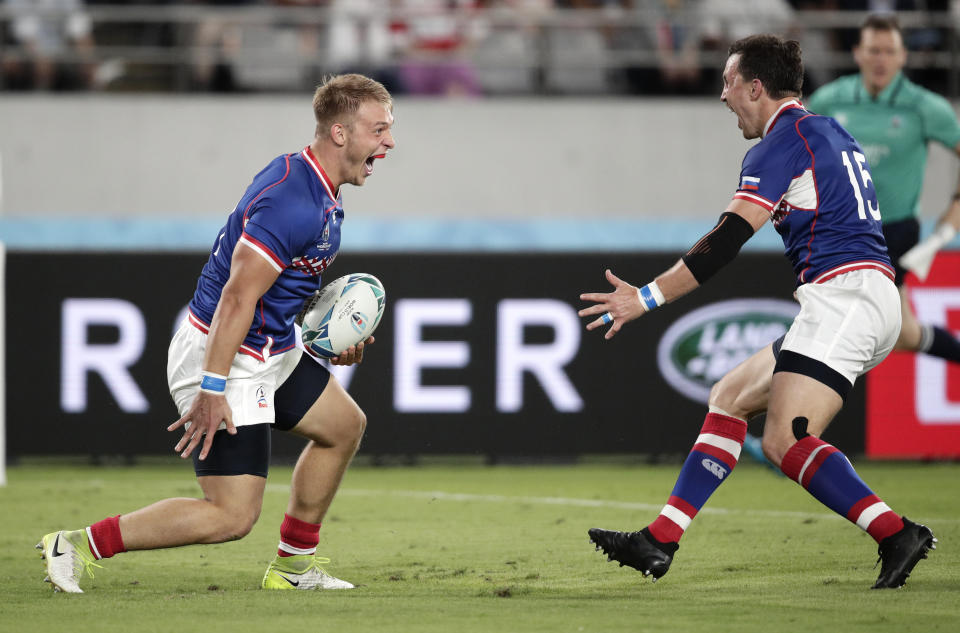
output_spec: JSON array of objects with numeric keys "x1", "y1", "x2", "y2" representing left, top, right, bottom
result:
[
  {"x1": 588, "y1": 527, "x2": 678, "y2": 581},
  {"x1": 872, "y1": 517, "x2": 936, "y2": 589}
]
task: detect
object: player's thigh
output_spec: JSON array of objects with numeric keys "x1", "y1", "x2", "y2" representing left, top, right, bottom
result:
[
  {"x1": 292, "y1": 376, "x2": 366, "y2": 447},
  {"x1": 708, "y1": 343, "x2": 775, "y2": 419},
  {"x1": 196, "y1": 473, "x2": 267, "y2": 529},
  {"x1": 275, "y1": 355, "x2": 366, "y2": 446}
]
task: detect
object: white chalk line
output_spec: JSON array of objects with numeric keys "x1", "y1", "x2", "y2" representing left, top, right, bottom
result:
[{"x1": 265, "y1": 485, "x2": 959, "y2": 525}]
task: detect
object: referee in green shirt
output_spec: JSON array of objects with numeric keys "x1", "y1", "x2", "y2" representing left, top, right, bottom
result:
[{"x1": 807, "y1": 13, "x2": 960, "y2": 364}]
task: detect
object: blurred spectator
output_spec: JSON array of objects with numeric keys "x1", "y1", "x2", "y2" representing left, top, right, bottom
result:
[
  {"x1": 543, "y1": 0, "x2": 614, "y2": 94},
  {"x1": 782, "y1": 1, "x2": 844, "y2": 93},
  {"x1": 391, "y1": 0, "x2": 484, "y2": 96},
  {"x1": 650, "y1": 0, "x2": 706, "y2": 93},
  {"x1": 187, "y1": 0, "x2": 256, "y2": 92},
  {"x1": 698, "y1": 0, "x2": 796, "y2": 51},
  {"x1": 472, "y1": 0, "x2": 551, "y2": 95},
  {"x1": 191, "y1": 0, "x2": 325, "y2": 93},
  {"x1": 617, "y1": 0, "x2": 708, "y2": 95},
  {"x1": 324, "y1": 0, "x2": 403, "y2": 94},
  {"x1": 2, "y1": 0, "x2": 98, "y2": 90}
]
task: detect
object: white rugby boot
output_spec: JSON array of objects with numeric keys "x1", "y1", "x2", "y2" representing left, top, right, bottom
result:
[
  {"x1": 261, "y1": 554, "x2": 354, "y2": 590},
  {"x1": 36, "y1": 529, "x2": 102, "y2": 593}
]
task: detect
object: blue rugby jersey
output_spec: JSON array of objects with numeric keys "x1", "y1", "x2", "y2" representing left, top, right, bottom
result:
[
  {"x1": 733, "y1": 101, "x2": 893, "y2": 285},
  {"x1": 188, "y1": 147, "x2": 343, "y2": 361}
]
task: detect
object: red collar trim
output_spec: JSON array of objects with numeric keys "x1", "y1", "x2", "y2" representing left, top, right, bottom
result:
[
  {"x1": 300, "y1": 146, "x2": 339, "y2": 200},
  {"x1": 763, "y1": 100, "x2": 804, "y2": 138}
]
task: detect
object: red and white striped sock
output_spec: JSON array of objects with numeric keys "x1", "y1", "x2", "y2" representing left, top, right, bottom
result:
[
  {"x1": 781, "y1": 436, "x2": 903, "y2": 543},
  {"x1": 648, "y1": 411, "x2": 747, "y2": 543}
]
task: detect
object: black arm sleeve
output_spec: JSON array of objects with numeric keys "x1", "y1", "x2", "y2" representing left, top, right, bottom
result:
[{"x1": 680, "y1": 212, "x2": 756, "y2": 284}]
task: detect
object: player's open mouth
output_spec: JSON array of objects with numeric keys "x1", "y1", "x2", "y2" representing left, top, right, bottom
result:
[
  {"x1": 364, "y1": 154, "x2": 386, "y2": 176},
  {"x1": 728, "y1": 107, "x2": 742, "y2": 128}
]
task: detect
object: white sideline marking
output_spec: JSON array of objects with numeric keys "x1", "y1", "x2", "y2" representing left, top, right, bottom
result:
[{"x1": 264, "y1": 485, "x2": 851, "y2": 521}]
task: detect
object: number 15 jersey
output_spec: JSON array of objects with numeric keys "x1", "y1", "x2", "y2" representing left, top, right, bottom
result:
[{"x1": 733, "y1": 100, "x2": 893, "y2": 286}]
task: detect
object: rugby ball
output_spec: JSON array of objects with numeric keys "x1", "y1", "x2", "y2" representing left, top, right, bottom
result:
[{"x1": 299, "y1": 273, "x2": 386, "y2": 359}]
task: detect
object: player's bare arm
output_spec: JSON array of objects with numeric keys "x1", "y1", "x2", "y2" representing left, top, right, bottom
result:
[
  {"x1": 899, "y1": 140, "x2": 960, "y2": 280},
  {"x1": 579, "y1": 199, "x2": 766, "y2": 339},
  {"x1": 945, "y1": 140, "x2": 960, "y2": 230},
  {"x1": 935, "y1": 140, "x2": 960, "y2": 232},
  {"x1": 168, "y1": 241, "x2": 281, "y2": 460}
]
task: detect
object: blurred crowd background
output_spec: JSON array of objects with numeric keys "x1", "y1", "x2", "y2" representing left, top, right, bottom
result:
[{"x1": 0, "y1": 1, "x2": 957, "y2": 98}]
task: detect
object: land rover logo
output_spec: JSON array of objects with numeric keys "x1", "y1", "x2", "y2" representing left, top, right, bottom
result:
[{"x1": 657, "y1": 299, "x2": 799, "y2": 403}]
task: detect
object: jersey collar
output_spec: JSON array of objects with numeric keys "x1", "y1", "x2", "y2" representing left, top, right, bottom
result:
[
  {"x1": 856, "y1": 72, "x2": 905, "y2": 105},
  {"x1": 763, "y1": 99, "x2": 804, "y2": 138},
  {"x1": 300, "y1": 146, "x2": 340, "y2": 201}
]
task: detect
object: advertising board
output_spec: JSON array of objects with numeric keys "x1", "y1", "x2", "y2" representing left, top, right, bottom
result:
[
  {"x1": 5, "y1": 252, "x2": 866, "y2": 460},
  {"x1": 866, "y1": 252, "x2": 960, "y2": 458}
]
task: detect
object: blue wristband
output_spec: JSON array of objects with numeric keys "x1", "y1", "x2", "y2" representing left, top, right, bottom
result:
[
  {"x1": 199, "y1": 372, "x2": 227, "y2": 394},
  {"x1": 638, "y1": 281, "x2": 666, "y2": 312}
]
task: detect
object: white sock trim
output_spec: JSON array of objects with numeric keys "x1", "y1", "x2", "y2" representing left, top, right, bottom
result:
[
  {"x1": 855, "y1": 502, "x2": 892, "y2": 531},
  {"x1": 695, "y1": 432, "x2": 743, "y2": 461},
  {"x1": 918, "y1": 325, "x2": 935, "y2": 353},
  {"x1": 278, "y1": 542, "x2": 317, "y2": 556},
  {"x1": 661, "y1": 504, "x2": 692, "y2": 531},
  {"x1": 707, "y1": 405, "x2": 746, "y2": 422},
  {"x1": 85, "y1": 526, "x2": 102, "y2": 560},
  {"x1": 796, "y1": 444, "x2": 829, "y2": 484}
]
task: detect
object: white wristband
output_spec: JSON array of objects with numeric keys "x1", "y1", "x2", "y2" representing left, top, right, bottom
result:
[{"x1": 637, "y1": 281, "x2": 666, "y2": 313}]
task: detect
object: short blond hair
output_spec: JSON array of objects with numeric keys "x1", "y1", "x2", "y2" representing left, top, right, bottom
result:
[{"x1": 312, "y1": 74, "x2": 393, "y2": 137}]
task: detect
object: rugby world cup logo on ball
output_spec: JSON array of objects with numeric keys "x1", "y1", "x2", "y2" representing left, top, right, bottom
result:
[
  {"x1": 656, "y1": 299, "x2": 799, "y2": 403},
  {"x1": 300, "y1": 273, "x2": 386, "y2": 359}
]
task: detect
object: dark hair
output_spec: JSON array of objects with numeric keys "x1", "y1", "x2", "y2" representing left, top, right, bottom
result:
[
  {"x1": 728, "y1": 35, "x2": 803, "y2": 100},
  {"x1": 859, "y1": 13, "x2": 902, "y2": 40},
  {"x1": 313, "y1": 73, "x2": 393, "y2": 137}
]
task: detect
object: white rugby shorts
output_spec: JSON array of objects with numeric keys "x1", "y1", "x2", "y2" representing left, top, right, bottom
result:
[
  {"x1": 781, "y1": 268, "x2": 901, "y2": 385},
  {"x1": 167, "y1": 319, "x2": 302, "y2": 430}
]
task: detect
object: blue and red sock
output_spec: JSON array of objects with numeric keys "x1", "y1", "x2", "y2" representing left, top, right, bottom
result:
[
  {"x1": 780, "y1": 436, "x2": 903, "y2": 543},
  {"x1": 648, "y1": 412, "x2": 747, "y2": 544},
  {"x1": 920, "y1": 325, "x2": 960, "y2": 363}
]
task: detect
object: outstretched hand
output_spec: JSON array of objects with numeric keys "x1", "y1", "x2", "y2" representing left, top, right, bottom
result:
[
  {"x1": 578, "y1": 269, "x2": 647, "y2": 340},
  {"x1": 167, "y1": 391, "x2": 235, "y2": 461}
]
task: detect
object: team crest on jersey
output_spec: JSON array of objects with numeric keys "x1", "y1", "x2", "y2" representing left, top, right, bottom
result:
[
  {"x1": 292, "y1": 252, "x2": 337, "y2": 276},
  {"x1": 256, "y1": 385, "x2": 268, "y2": 409},
  {"x1": 772, "y1": 201, "x2": 792, "y2": 227},
  {"x1": 739, "y1": 176, "x2": 760, "y2": 191}
]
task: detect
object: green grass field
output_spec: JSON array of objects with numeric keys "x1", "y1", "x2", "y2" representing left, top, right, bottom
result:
[{"x1": 1, "y1": 459, "x2": 958, "y2": 633}]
